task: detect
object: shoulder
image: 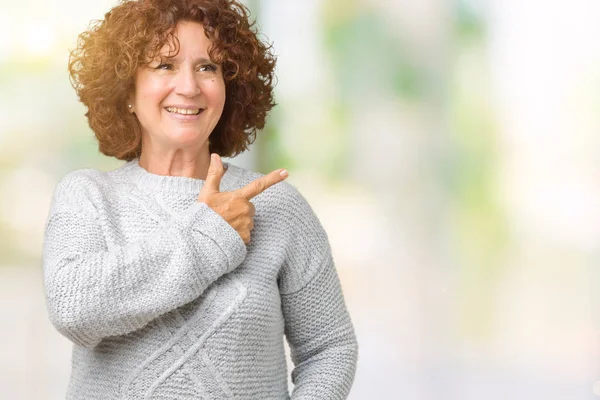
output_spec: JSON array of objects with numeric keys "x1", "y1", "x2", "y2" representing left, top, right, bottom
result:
[
  {"x1": 228, "y1": 163, "x2": 332, "y2": 293},
  {"x1": 226, "y1": 162, "x2": 318, "y2": 221},
  {"x1": 50, "y1": 168, "x2": 111, "y2": 214}
]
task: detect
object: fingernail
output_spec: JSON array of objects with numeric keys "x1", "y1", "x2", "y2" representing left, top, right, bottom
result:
[
  {"x1": 279, "y1": 169, "x2": 288, "y2": 178},
  {"x1": 211, "y1": 153, "x2": 216, "y2": 162}
]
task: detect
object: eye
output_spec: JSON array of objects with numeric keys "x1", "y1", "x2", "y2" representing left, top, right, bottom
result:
[
  {"x1": 198, "y1": 64, "x2": 218, "y2": 72},
  {"x1": 155, "y1": 63, "x2": 174, "y2": 70}
]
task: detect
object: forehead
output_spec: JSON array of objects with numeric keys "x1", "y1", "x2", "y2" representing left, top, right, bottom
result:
[{"x1": 156, "y1": 20, "x2": 212, "y2": 57}]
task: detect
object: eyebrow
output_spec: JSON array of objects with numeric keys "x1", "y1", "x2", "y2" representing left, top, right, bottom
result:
[{"x1": 158, "y1": 56, "x2": 215, "y2": 64}]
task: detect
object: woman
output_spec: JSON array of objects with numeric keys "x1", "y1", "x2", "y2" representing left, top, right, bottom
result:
[{"x1": 42, "y1": 0, "x2": 358, "y2": 399}]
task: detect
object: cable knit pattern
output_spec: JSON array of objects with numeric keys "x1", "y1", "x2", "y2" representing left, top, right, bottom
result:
[{"x1": 42, "y1": 158, "x2": 358, "y2": 399}]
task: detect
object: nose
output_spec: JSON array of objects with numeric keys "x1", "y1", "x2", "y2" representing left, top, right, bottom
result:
[{"x1": 174, "y1": 66, "x2": 201, "y2": 97}]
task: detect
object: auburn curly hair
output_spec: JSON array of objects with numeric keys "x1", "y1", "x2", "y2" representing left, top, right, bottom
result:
[{"x1": 68, "y1": 0, "x2": 276, "y2": 161}]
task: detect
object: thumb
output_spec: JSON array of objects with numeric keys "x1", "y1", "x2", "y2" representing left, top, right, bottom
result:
[{"x1": 203, "y1": 153, "x2": 224, "y2": 193}]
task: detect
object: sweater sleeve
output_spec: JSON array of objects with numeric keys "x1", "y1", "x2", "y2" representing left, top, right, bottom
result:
[
  {"x1": 42, "y1": 172, "x2": 247, "y2": 349},
  {"x1": 278, "y1": 184, "x2": 358, "y2": 399}
]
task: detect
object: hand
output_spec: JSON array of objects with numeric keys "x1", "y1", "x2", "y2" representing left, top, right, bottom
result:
[{"x1": 197, "y1": 153, "x2": 288, "y2": 244}]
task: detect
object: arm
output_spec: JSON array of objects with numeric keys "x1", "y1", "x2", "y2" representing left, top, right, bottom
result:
[
  {"x1": 282, "y1": 252, "x2": 358, "y2": 400},
  {"x1": 42, "y1": 173, "x2": 246, "y2": 348},
  {"x1": 277, "y1": 184, "x2": 358, "y2": 399}
]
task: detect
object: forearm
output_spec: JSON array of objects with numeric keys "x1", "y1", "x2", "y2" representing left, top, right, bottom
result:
[
  {"x1": 288, "y1": 336, "x2": 358, "y2": 400},
  {"x1": 282, "y1": 255, "x2": 358, "y2": 399},
  {"x1": 43, "y1": 201, "x2": 246, "y2": 348}
]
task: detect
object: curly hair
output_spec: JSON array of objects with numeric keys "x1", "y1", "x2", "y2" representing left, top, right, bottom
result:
[{"x1": 68, "y1": 0, "x2": 277, "y2": 161}]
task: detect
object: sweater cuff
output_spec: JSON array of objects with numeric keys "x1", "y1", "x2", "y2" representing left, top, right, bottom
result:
[{"x1": 182, "y1": 201, "x2": 247, "y2": 271}]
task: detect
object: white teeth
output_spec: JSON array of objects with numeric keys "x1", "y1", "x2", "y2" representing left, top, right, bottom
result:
[{"x1": 165, "y1": 107, "x2": 201, "y2": 115}]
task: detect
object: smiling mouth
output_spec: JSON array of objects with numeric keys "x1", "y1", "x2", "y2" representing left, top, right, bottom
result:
[{"x1": 164, "y1": 107, "x2": 203, "y2": 115}]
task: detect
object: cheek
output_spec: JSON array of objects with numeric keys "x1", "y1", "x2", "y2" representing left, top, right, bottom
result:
[
  {"x1": 136, "y1": 77, "x2": 171, "y2": 106},
  {"x1": 201, "y1": 79, "x2": 226, "y2": 107}
]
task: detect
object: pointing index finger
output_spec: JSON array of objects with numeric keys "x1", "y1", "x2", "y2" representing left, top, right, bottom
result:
[{"x1": 236, "y1": 169, "x2": 288, "y2": 199}]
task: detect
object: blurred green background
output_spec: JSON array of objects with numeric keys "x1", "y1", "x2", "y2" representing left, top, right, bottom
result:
[{"x1": 2, "y1": 0, "x2": 600, "y2": 399}]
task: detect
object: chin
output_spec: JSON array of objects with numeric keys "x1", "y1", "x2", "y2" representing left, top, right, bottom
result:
[{"x1": 167, "y1": 130, "x2": 208, "y2": 147}]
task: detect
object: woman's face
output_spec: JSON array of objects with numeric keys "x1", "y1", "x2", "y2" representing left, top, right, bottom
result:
[{"x1": 129, "y1": 20, "x2": 226, "y2": 153}]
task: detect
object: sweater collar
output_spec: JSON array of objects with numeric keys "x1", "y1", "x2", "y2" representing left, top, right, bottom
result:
[{"x1": 121, "y1": 157, "x2": 240, "y2": 195}]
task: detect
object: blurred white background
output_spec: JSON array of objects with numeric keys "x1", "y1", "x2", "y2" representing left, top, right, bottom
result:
[{"x1": 1, "y1": 0, "x2": 600, "y2": 398}]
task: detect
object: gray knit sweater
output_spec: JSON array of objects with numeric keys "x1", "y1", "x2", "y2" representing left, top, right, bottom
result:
[{"x1": 42, "y1": 158, "x2": 358, "y2": 399}]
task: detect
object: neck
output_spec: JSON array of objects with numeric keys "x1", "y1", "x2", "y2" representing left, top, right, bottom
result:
[{"x1": 138, "y1": 145, "x2": 211, "y2": 180}]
